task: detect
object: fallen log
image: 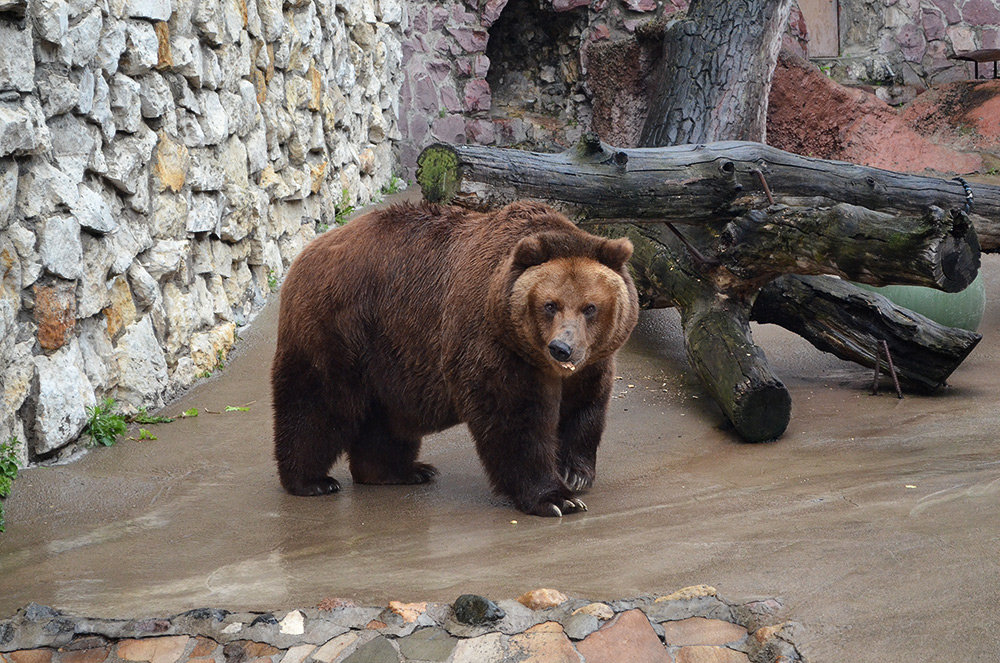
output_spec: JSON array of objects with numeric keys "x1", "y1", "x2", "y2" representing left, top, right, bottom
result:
[
  {"x1": 418, "y1": 138, "x2": 981, "y2": 293},
  {"x1": 417, "y1": 137, "x2": 1000, "y2": 235},
  {"x1": 751, "y1": 275, "x2": 982, "y2": 393},
  {"x1": 417, "y1": 138, "x2": 985, "y2": 441}
]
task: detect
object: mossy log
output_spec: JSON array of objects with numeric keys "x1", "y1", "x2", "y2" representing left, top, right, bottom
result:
[{"x1": 417, "y1": 139, "x2": 986, "y2": 442}]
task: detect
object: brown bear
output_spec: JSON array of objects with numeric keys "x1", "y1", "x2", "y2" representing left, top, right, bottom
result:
[{"x1": 271, "y1": 200, "x2": 639, "y2": 516}]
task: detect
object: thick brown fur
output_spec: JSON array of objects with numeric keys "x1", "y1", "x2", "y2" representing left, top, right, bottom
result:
[{"x1": 271, "y1": 200, "x2": 639, "y2": 516}]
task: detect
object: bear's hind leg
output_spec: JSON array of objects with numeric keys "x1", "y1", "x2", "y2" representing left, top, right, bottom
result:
[
  {"x1": 273, "y1": 354, "x2": 359, "y2": 496},
  {"x1": 348, "y1": 414, "x2": 438, "y2": 485}
]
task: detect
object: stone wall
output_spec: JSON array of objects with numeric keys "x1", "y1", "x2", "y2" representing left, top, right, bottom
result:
[
  {"x1": 824, "y1": 1, "x2": 1000, "y2": 103},
  {"x1": 0, "y1": 0, "x2": 404, "y2": 463}
]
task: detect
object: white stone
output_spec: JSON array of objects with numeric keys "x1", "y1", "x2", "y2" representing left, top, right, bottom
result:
[
  {"x1": 36, "y1": 67, "x2": 78, "y2": 117},
  {"x1": 95, "y1": 19, "x2": 127, "y2": 74},
  {"x1": 39, "y1": 215, "x2": 84, "y2": 280},
  {"x1": 73, "y1": 184, "x2": 118, "y2": 235},
  {"x1": 120, "y1": 20, "x2": 158, "y2": 75},
  {"x1": 187, "y1": 152, "x2": 226, "y2": 191},
  {"x1": 115, "y1": 315, "x2": 168, "y2": 412},
  {"x1": 102, "y1": 123, "x2": 157, "y2": 194},
  {"x1": 124, "y1": 0, "x2": 170, "y2": 21},
  {"x1": 76, "y1": 233, "x2": 113, "y2": 317},
  {"x1": 17, "y1": 161, "x2": 78, "y2": 219},
  {"x1": 110, "y1": 73, "x2": 142, "y2": 134},
  {"x1": 127, "y1": 262, "x2": 159, "y2": 308},
  {"x1": 140, "y1": 239, "x2": 187, "y2": 280},
  {"x1": 49, "y1": 113, "x2": 100, "y2": 181},
  {"x1": 0, "y1": 98, "x2": 50, "y2": 157},
  {"x1": 171, "y1": 35, "x2": 203, "y2": 85},
  {"x1": 378, "y1": 0, "x2": 403, "y2": 25},
  {"x1": 137, "y1": 72, "x2": 174, "y2": 118},
  {"x1": 64, "y1": 7, "x2": 102, "y2": 66},
  {"x1": 108, "y1": 222, "x2": 153, "y2": 274},
  {"x1": 74, "y1": 67, "x2": 95, "y2": 114},
  {"x1": 187, "y1": 193, "x2": 221, "y2": 233},
  {"x1": 221, "y1": 623, "x2": 242, "y2": 635},
  {"x1": 0, "y1": 160, "x2": 17, "y2": 230},
  {"x1": 7, "y1": 222, "x2": 42, "y2": 288},
  {"x1": 245, "y1": 124, "x2": 268, "y2": 174},
  {"x1": 200, "y1": 45, "x2": 221, "y2": 90},
  {"x1": 0, "y1": 20, "x2": 35, "y2": 93},
  {"x1": 176, "y1": 110, "x2": 206, "y2": 147},
  {"x1": 32, "y1": 0, "x2": 70, "y2": 44},
  {"x1": 77, "y1": 317, "x2": 114, "y2": 393},
  {"x1": 198, "y1": 89, "x2": 229, "y2": 145},
  {"x1": 90, "y1": 73, "x2": 115, "y2": 139},
  {"x1": 258, "y1": 0, "x2": 284, "y2": 41},
  {"x1": 33, "y1": 341, "x2": 96, "y2": 455},
  {"x1": 279, "y1": 610, "x2": 305, "y2": 635}
]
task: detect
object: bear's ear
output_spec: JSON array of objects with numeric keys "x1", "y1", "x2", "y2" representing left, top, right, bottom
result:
[
  {"x1": 513, "y1": 235, "x2": 549, "y2": 269},
  {"x1": 596, "y1": 237, "x2": 634, "y2": 271}
]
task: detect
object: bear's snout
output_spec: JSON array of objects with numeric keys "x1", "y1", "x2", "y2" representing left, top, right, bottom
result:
[{"x1": 548, "y1": 339, "x2": 573, "y2": 362}]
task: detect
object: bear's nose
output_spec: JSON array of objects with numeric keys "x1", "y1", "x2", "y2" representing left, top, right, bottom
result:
[{"x1": 548, "y1": 339, "x2": 573, "y2": 362}]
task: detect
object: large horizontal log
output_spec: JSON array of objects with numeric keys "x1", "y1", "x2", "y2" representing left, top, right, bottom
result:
[
  {"x1": 418, "y1": 139, "x2": 981, "y2": 293},
  {"x1": 417, "y1": 138, "x2": 1000, "y2": 232}
]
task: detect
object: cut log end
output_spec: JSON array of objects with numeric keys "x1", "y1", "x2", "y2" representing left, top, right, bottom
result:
[
  {"x1": 416, "y1": 144, "x2": 460, "y2": 203},
  {"x1": 731, "y1": 380, "x2": 792, "y2": 443},
  {"x1": 937, "y1": 220, "x2": 981, "y2": 293}
]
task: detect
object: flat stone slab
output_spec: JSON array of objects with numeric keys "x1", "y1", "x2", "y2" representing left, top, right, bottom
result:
[{"x1": 0, "y1": 592, "x2": 804, "y2": 663}]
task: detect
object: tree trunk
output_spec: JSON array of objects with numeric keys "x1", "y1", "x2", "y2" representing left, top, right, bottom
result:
[{"x1": 639, "y1": 0, "x2": 794, "y2": 146}]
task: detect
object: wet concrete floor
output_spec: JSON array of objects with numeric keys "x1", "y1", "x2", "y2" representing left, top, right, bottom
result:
[{"x1": 2, "y1": 246, "x2": 999, "y2": 662}]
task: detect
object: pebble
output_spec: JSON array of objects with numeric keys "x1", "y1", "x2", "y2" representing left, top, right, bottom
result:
[
  {"x1": 516, "y1": 588, "x2": 568, "y2": 610},
  {"x1": 451, "y1": 595, "x2": 504, "y2": 626},
  {"x1": 0, "y1": 592, "x2": 804, "y2": 663}
]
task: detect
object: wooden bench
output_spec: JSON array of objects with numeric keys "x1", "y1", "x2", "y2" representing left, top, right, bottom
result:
[{"x1": 950, "y1": 49, "x2": 1000, "y2": 79}]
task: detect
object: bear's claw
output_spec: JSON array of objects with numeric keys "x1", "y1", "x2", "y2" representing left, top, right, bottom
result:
[
  {"x1": 530, "y1": 497, "x2": 588, "y2": 517},
  {"x1": 561, "y1": 468, "x2": 594, "y2": 493}
]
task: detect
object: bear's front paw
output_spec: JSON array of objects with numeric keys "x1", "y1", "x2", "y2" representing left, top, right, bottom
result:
[
  {"x1": 288, "y1": 476, "x2": 341, "y2": 496},
  {"x1": 527, "y1": 497, "x2": 588, "y2": 518}
]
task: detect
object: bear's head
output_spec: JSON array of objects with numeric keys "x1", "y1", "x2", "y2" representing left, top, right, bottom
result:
[{"x1": 505, "y1": 231, "x2": 639, "y2": 376}]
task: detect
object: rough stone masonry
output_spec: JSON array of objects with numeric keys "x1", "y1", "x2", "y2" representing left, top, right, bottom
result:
[{"x1": 0, "y1": 0, "x2": 403, "y2": 463}]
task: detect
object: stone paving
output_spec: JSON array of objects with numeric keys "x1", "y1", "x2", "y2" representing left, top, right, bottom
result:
[{"x1": 0, "y1": 587, "x2": 803, "y2": 663}]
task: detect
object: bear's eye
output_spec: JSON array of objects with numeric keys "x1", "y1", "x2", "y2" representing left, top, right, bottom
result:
[
  {"x1": 582, "y1": 304, "x2": 598, "y2": 319},
  {"x1": 543, "y1": 301, "x2": 558, "y2": 316}
]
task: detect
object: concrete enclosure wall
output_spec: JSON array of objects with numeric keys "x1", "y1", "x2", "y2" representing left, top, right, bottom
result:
[{"x1": 0, "y1": 0, "x2": 404, "y2": 463}]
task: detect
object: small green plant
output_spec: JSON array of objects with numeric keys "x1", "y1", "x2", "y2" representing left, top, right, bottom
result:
[
  {"x1": 438, "y1": 108, "x2": 447, "y2": 119},
  {"x1": 137, "y1": 428, "x2": 157, "y2": 441},
  {"x1": 224, "y1": 405, "x2": 250, "y2": 412},
  {"x1": 181, "y1": 408, "x2": 199, "y2": 418},
  {"x1": 380, "y1": 175, "x2": 404, "y2": 196},
  {"x1": 334, "y1": 188, "x2": 354, "y2": 226},
  {"x1": 0, "y1": 437, "x2": 22, "y2": 533},
  {"x1": 129, "y1": 407, "x2": 174, "y2": 425},
  {"x1": 84, "y1": 398, "x2": 128, "y2": 447},
  {"x1": 266, "y1": 268, "x2": 279, "y2": 293}
]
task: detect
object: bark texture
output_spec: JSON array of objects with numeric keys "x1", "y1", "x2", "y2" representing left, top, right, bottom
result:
[{"x1": 639, "y1": 0, "x2": 794, "y2": 146}]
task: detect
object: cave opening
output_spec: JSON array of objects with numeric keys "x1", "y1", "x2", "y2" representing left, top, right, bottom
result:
[{"x1": 485, "y1": 0, "x2": 591, "y2": 151}]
